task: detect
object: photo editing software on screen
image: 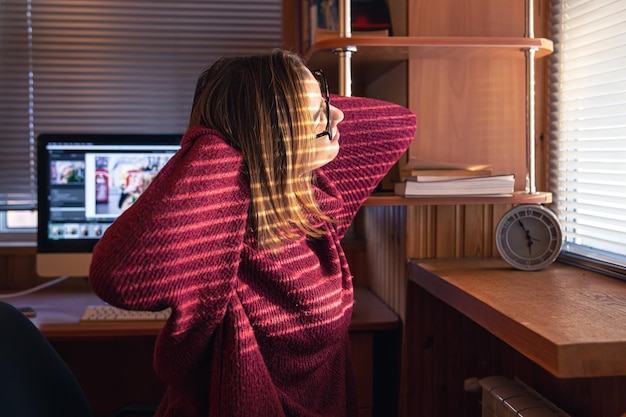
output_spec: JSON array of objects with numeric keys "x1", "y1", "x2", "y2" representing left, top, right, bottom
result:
[{"x1": 37, "y1": 134, "x2": 181, "y2": 256}]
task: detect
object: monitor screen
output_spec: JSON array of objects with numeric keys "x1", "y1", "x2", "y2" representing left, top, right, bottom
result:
[{"x1": 36, "y1": 133, "x2": 182, "y2": 277}]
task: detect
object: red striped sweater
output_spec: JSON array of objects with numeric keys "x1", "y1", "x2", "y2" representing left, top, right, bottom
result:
[{"x1": 89, "y1": 95, "x2": 416, "y2": 417}]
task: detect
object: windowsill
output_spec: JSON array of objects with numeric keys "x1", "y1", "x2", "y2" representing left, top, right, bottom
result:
[{"x1": 409, "y1": 257, "x2": 626, "y2": 378}]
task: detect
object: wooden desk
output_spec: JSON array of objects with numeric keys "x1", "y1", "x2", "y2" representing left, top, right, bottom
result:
[
  {"x1": 409, "y1": 258, "x2": 626, "y2": 378},
  {"x1": 8, "y1": 286, "x2": 399, "y2": 336},
  {"x1": 6, "y1": 286, "x2": 400, "y2": 417},
  {"x1": 403, "y1": 258, "x2": 626, "y2": 417}
]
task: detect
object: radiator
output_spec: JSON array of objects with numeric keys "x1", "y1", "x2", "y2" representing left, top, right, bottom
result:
[{"x1": 478, "y1": 376, "x2": 571, "y2": 417}]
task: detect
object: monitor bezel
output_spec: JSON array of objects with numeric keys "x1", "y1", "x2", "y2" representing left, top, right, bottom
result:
[{"x1": 36, "y1": 133, "x2": 182, "y2": 256}]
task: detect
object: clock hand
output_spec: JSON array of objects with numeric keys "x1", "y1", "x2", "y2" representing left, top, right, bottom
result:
[
  {"x1": 517, "y1": 220, "x2": 543, "y2": 241},
  {"x1": 518, "y1": 220, "x2": 534, "y2": 255}
]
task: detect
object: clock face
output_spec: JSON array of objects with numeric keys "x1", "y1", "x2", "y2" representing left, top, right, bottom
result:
[{"x1": 495, "y1": 205, "x2": 563, "y2": 271}]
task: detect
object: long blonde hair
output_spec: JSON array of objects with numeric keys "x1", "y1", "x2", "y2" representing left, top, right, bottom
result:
[{"x1": 188, "y1": 49, "x2": 333, "y2": 248}]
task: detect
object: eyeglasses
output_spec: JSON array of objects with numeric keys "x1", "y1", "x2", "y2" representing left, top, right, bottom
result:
[{"x1": 312, "y1": 69, "x2": 331, "y2": 140}]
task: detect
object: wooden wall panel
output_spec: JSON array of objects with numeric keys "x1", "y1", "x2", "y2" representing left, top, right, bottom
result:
[
  {"x1": 363, "y1": 202, "x2": 516, "y2": 319},
  {"x1": 405, "y1": 206, "x2": 433, "y2": 260},
  {"x1": 408, "y1": 0, "x2": 525, "y2": 37},
  {"x1": 408, "y1": 55, "x2": 528, "y2": 190},
  {"x1": 433, "y1": 205, "x2": 458, "y2": 258},
  {"x1": 0, "y1": 247, "x2": 38, "y2": 290},
  {"x1": 406, "y1": 204, "x2": 514, "y2": 260},
  {"x1": 363, "y1": 206, "x2": 408, "y2": 320}
]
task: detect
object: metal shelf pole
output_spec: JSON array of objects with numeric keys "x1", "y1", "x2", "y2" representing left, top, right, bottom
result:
[
  {"x1": 335, "y1": 0, "x2": 356, "y2": 97},
  {"x1": 525, "y1": 0, "x2": 538, "y2": 194}
]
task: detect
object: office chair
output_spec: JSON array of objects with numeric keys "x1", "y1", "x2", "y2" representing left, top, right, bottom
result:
[
  {"x1": 0, "y1": 300, "x2": 94, "y2": 417},
  {"x1": 0, "y1": 300, "x2": 158, "y2": 417}
]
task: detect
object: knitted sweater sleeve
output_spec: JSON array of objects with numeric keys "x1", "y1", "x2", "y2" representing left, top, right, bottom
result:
[
  {"x1": 89, "y1": 127, "x2": 249, "y2": 335},
  {"x1": 318, "y1": 95, "x2": 417, "y2": 237}
]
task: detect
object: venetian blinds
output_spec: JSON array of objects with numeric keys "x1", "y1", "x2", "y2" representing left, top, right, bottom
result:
[
  {"x1": 548, "y1": 0, "x2": 626, "y2": 276},
  {"x1": 0, "y1": 0, "x2": 282, "y2": 211}
]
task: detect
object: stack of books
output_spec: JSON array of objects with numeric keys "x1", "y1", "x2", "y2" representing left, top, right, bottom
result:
[{"x1": 394, "y1": 158, "x2": 515, "y2": 197}]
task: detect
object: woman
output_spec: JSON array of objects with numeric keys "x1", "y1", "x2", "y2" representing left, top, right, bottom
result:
[{"x1": 89, "y1": 49, "x2": 416, "y2": 417}]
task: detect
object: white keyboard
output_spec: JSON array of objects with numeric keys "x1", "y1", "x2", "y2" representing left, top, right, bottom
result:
[{"x1": 80, "y1": 305, "x2": 171, "y2": 322}]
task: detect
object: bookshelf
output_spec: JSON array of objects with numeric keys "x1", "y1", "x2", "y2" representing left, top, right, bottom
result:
[
  {"x1": 298, "y1": 0, "x2": 556, "y2": 299},
  {"x1": 305, "y1": 2, "x2": 553, "y2": 206}
]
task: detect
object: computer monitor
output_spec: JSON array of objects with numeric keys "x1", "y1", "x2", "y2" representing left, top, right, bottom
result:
[{"x1": 36, "y1": 133, "x2": 182, "y2": 277}]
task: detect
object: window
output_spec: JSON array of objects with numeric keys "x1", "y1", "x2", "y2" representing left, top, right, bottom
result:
[
  {"x1": 0, "y1": 0, "x2": 282, "y2": 239},
  {"x1": 549, "y1": 0, "x2": 626, "y2": 279}
]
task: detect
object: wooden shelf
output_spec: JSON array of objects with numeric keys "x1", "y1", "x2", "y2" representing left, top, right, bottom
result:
[
  {"x1": 363, "y1": 191, "x2": 552, "y2": 206},
  {"x1": 306, "y1": 36, "x2": 553, "y2": 84},
  {"x1": 409, "y1": 258, "x2": 626, "y2": 378}
]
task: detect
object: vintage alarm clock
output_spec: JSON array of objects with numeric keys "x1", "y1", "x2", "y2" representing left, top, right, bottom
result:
[{"x1": 495, "y1": 204, "x2": 563, "y2": 271}]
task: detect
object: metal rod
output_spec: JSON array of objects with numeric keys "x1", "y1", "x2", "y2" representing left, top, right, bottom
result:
[
  {"x1": 525, "y1": 0, "x2": 537, "y2": 194},
  {"x1": 336, "y1": 0, "x2": 355, "y2": 97}
]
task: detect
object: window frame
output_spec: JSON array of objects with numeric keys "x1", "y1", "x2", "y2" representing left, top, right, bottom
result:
[{"x1": 549, "y1": 0, "x2": 626, "y2": 281}]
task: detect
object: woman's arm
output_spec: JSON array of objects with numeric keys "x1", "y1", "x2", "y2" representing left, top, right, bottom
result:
[
  {"x1": 89, "y1": 127, "x2": 249, "y2": 332},
  {"x1": 318, "y1": 95, "x2": 417, "y2": 236}
]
